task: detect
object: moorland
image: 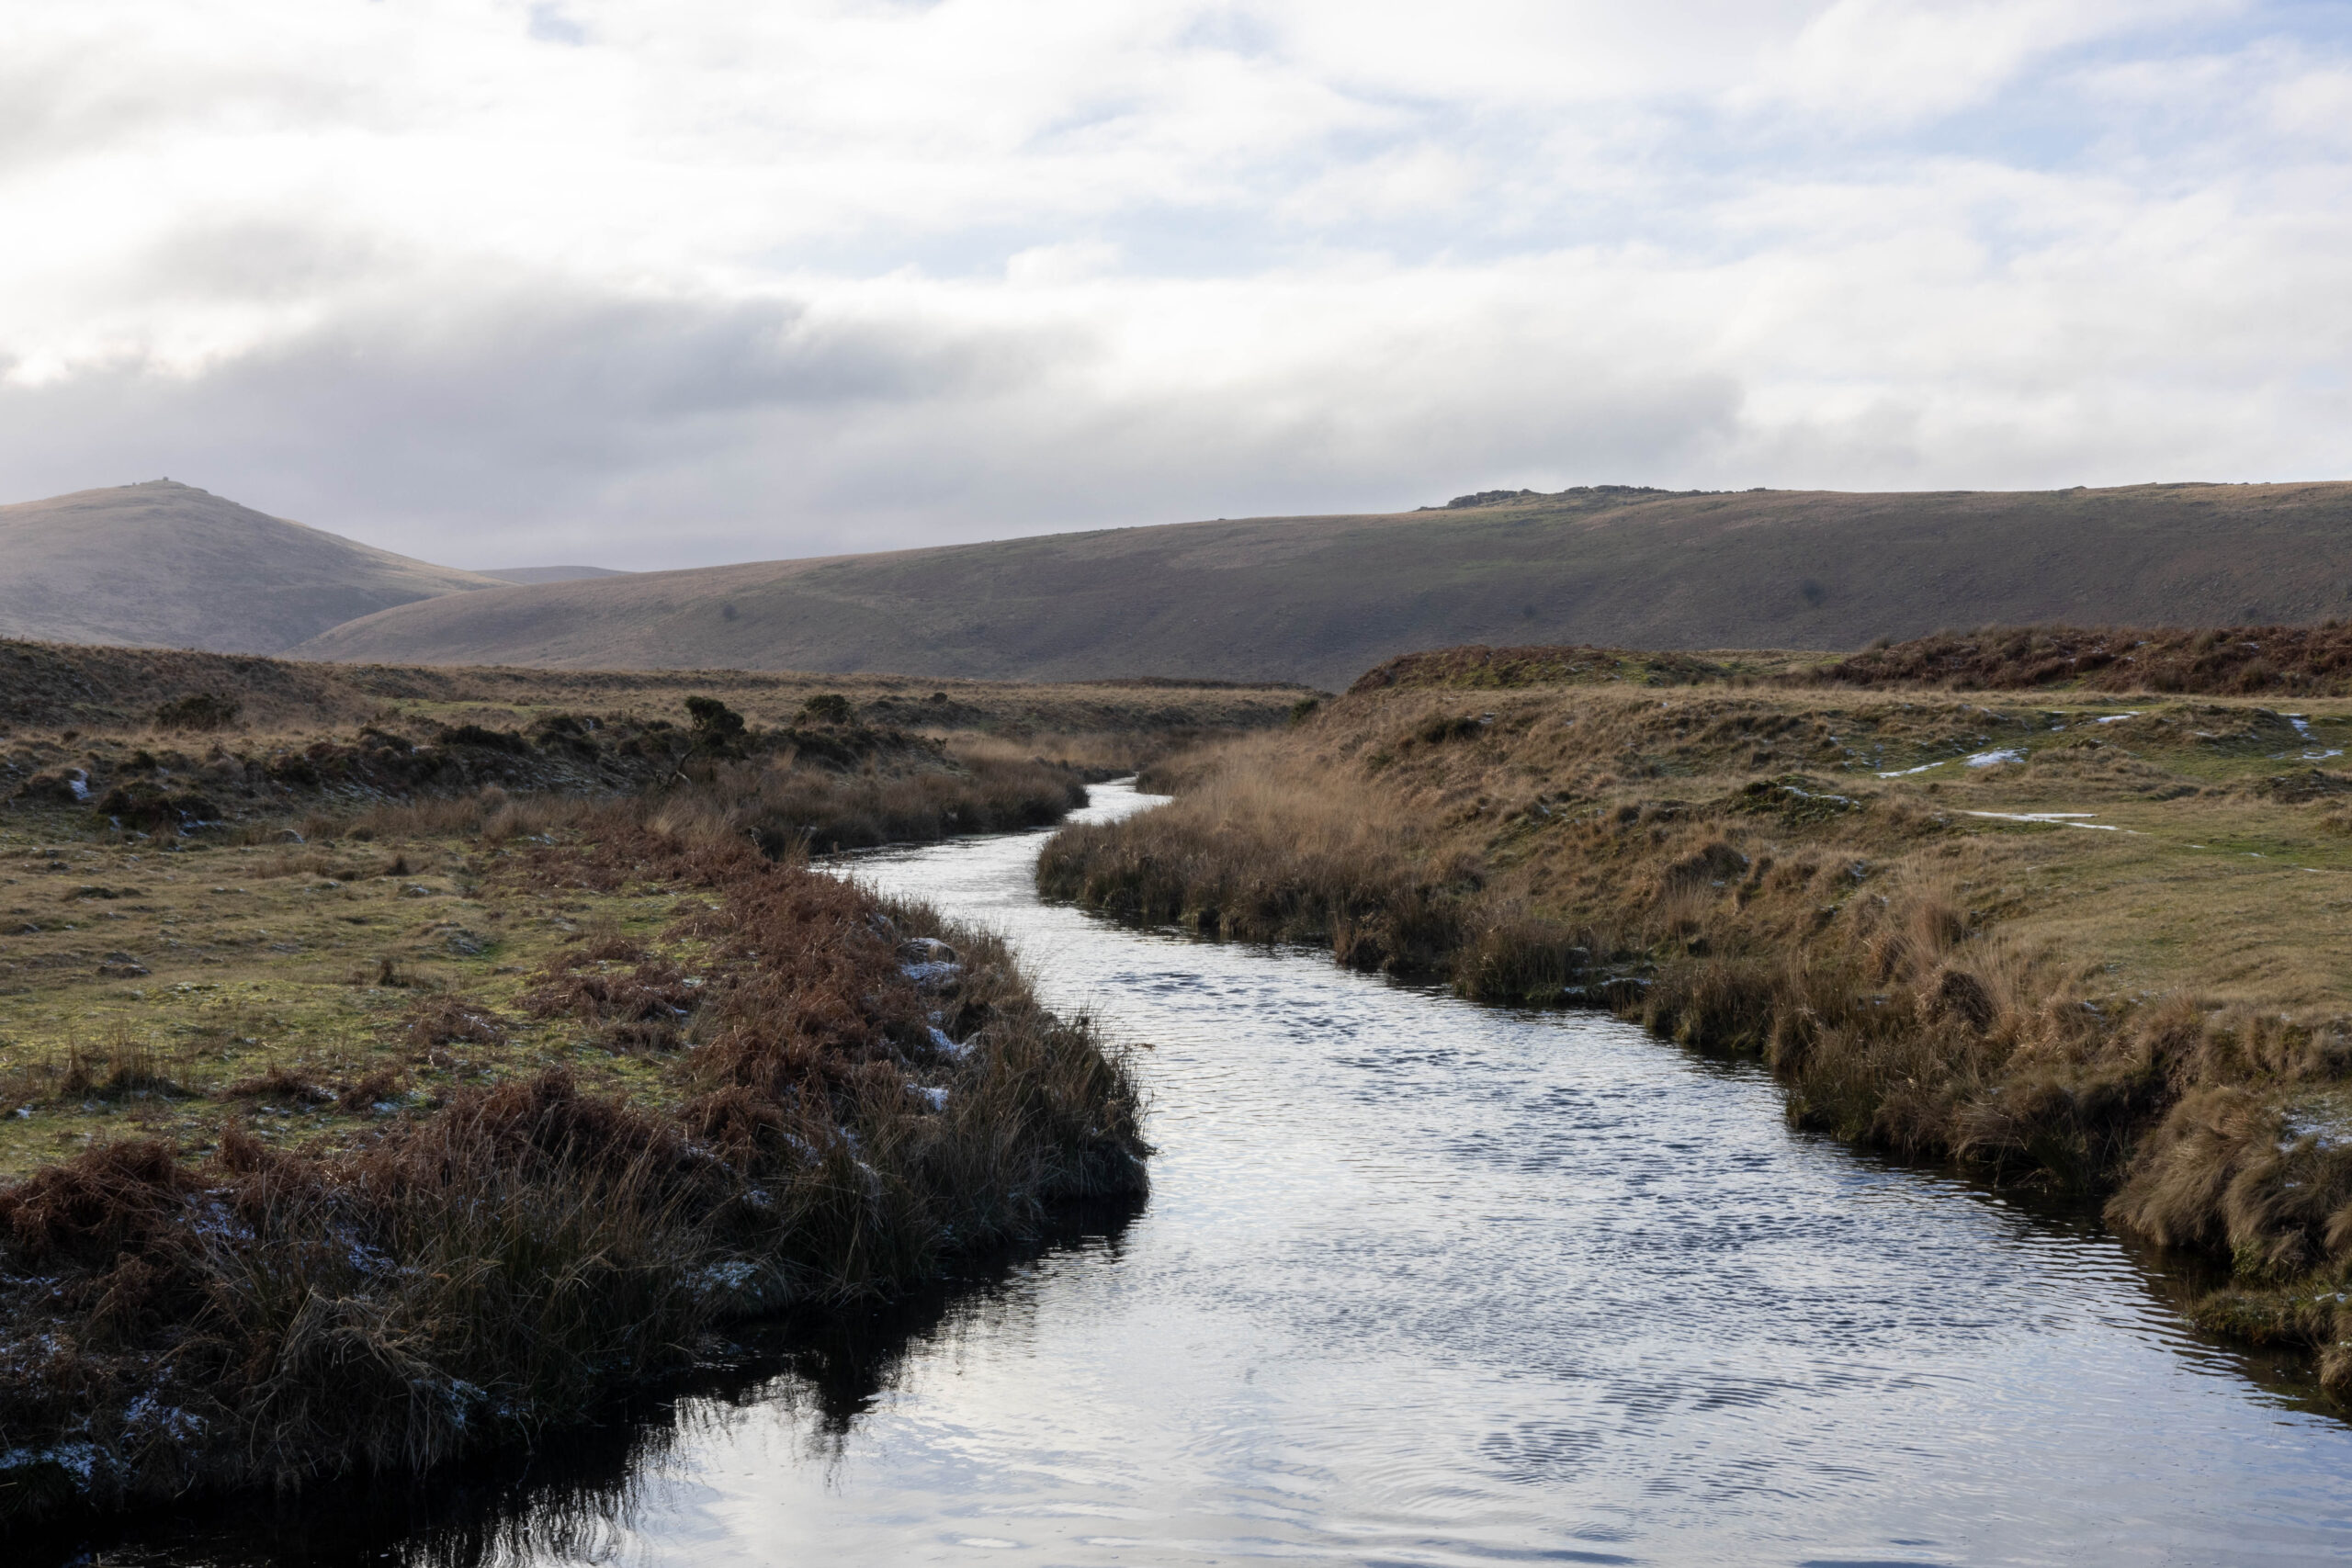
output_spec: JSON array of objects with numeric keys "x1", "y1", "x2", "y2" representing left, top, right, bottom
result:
[
  {"x1": 1042, "y1": 626, "x2": 2352, "y2": 1395},
  {"x1": 17, "y1": 479, "x2": 2352, "y2": 689},
  {"x1": 288, "y1": 480, "x2": 2352, "y2": 685},
  {"x1": 0, "y1": 643, "x2": 1302, "y2": 1523}
]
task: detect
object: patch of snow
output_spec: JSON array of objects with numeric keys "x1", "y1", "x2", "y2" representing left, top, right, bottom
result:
[
  {"x1": 65, "y1": 772, "x2": 89, "y2": 802},
  {"x1": 441, "y1": 1379, "x2": 489, "y2": 1427},
  {"x1": 124, "y1": 1393, "x2": 206, "y2": 1441},
  {"x1": 901, "y1": 960, "x2": 962, "y2": 987},
  {"x1": 693, "y1": 1259, "x2": 763, "y2": 1300},
  {"x1": 345, "y1": 1239, "x2": 395, "y2": 1276},
  {"x1": 2094, "y1": 713, "x2": 2141, "y2": 725},
  {"x1": 927, "y1": 1026, "x2": 971, "y2": 1059},
  {"x1": 1964, "y1": 748, "x2": 2026, "y2": 768},
  {"x1": 910, "y1": 1085, "x2": 950, "y2": 1111},
  {"x1": 1875, "y1": 760, "x2": 1951, "y2": 777},
  {"x1": 2280, "y1": 1111, "x2": 2347, "y2": 1152},
  {"x1": 0, "y1": 1441, "x2": 104, "y2": 1483},
  {"x1": 1962, "y1": 811, "x2": 2130, "y2": 832}
]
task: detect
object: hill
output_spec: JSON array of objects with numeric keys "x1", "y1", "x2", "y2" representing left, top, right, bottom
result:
[
  {"x1": 0, "y1": 480, "x2": 502, "y2": 654},
  {"x1": 290, "y1": 481, "x2": 2352, "y2": 688},
  {"x1": 477, "y1": 565, "x2": 631, "y2": 585}
]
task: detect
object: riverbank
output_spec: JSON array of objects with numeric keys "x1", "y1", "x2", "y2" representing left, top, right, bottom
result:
[
  {"x1": 1039, "y1": 657, "x2": 2352, "y2": 1393},
  {"x1": 0, "y1": 818, "x2": 1146, "y2": 1524},
  {"x1": 0, "y1": 651, "x2": 1285, "y2": 1524}
]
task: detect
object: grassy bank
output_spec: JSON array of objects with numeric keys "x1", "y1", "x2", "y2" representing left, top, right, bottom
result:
[
  {"x1": 0, "y1": 636, "x2": 1310, "y2": 853},
  {"x1": 1041, "y1": 651, "x2": 2352, "y2": 1394},
  {"x1": 0, "y1": 818, "x2": 1145, "y2": 1524},
  {"x1": 0, "y1": 648, "x2": 1279, "y2": 1524}
]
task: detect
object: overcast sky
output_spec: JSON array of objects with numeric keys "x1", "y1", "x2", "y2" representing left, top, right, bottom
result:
[{"x1": 3, "y1": 1, "x2": 2346, "y2": 570}]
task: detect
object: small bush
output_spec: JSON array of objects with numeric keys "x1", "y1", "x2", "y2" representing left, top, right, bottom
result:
[
  {"x1": 686, "y1": 695, "x2": 749, "y2": 744},
  {"x1": 797, "y1": 693, "x2": 854, "y2": 726},
  {"x1": 153, "y1": 694, "x2": 241, "y2": 732},
  {"x1": 437, "y1": 723, "x2": 527, "y2": 753}
]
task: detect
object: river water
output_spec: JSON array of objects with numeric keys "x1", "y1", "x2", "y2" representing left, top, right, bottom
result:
[{"x1": 56, "y1": 780, "x2": 2352, "y2": 1565}]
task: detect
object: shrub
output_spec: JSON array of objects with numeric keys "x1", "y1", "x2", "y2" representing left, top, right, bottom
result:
[
  {"x1": 437, "y1": 723, "x2": 528, "y2": 753},
  {"x1": 153, "y1": 693, "x2": 241, "y2": 732},
  {"x1": 687, "y1": 695, "x2": 749, "y2": 743},
  {"x1": 797, "y1": 693, "x2": 854, "y2": 726}
]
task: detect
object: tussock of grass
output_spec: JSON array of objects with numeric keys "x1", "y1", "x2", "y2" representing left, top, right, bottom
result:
[
  {"x1": 0, "y1": 824, "x2": 1146, "y2": 1524},
  {"x1": 1811, "y1": 624, "x2": 2352, "y2": 696},
  {"x1": 1043, "y1": 677, "x2": 2352, "y2": 1395}
]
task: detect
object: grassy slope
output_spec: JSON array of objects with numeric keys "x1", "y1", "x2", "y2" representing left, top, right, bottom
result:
[
  {"x1": 1040, "y1": 660, "x2": 2352, "y2": 1392},
  {"x1": 0, "y1": 483, "x2": 502, "y2": 654},
  {"x1": 289, "y1": 480, "x2": 2352, "y2": 687}
]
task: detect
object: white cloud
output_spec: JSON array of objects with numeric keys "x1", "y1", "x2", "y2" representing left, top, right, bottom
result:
[{"x1": 0, "y1": 1, "x2": 2343, "y2": 568}]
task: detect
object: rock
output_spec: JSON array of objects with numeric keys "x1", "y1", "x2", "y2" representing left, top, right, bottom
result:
[{"x1": 899, "y1": 937, "x2": 959, "y2": 965}]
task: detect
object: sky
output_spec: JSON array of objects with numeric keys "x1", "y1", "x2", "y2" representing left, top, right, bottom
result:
[{"x1": 2, "y1": 0, "x2": 2347, "y2": 570}]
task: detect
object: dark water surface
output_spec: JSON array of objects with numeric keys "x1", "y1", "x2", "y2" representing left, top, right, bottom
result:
[{"x1": 57, "y1": 782, "x2": 2352, "y2": 1565}]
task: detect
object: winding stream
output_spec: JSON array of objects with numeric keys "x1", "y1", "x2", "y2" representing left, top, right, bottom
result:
[{"x1": 57, "y1": 781, "x2": 2352, "y2": 1565}]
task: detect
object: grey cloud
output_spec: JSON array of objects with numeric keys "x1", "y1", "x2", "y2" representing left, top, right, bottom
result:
[
  {"x1": 0, "y1": 43, "x2": 360, "y2": 175},
  {"x1": 132, "y1": 220, "x2": 402, "y2": 306},
  {"x1": 0, "y1": 279, "x2": 1089, "y2": 559},
  {"x1": 0, "y1": 270, "x2": 1747, "y2": 570}
]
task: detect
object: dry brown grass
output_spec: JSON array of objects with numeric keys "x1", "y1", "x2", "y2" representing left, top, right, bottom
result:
[
  {"x1": 1044, "y1": 675, "x2": 2352, "y2": 1394},
  {"x1": 1809, "y1": 624, "x2": 2352, "y2": 696}
]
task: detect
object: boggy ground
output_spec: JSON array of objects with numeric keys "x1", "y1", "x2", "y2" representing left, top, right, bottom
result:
[
  {"x1": 0, "y1": 649, "x2": 1275, "y2": 1525},
  {"x1": 1041, "y1": 663, "x2": 2352, "y2": 1394}
]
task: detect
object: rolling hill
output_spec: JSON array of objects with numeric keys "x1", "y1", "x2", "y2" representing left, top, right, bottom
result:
[
  {"x1": 290, "y1": 481, "x2": 2352, "y2": 689},
  {"x1": 478, "y1": 565, "x2": 632, "y2": 585},
  {"x1": 0, "y1": 480, "x2": 503, "y2": 654}
]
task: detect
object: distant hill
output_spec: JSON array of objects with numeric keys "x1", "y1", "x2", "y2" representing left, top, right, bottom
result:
[
  {"x1": 291, "y1": 481, "x2": 2352, "y2": 689},
  {"x1": 0, "y1": 480, "x2": 502, "y2": 654},
  {"x1": 478, "y1": 565, "x2": 632, "y2": 585}
]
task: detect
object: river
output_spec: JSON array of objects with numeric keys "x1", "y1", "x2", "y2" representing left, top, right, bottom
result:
[{"x1": 54, "y1": 779, "x2": 2352, "y2": 1565}]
